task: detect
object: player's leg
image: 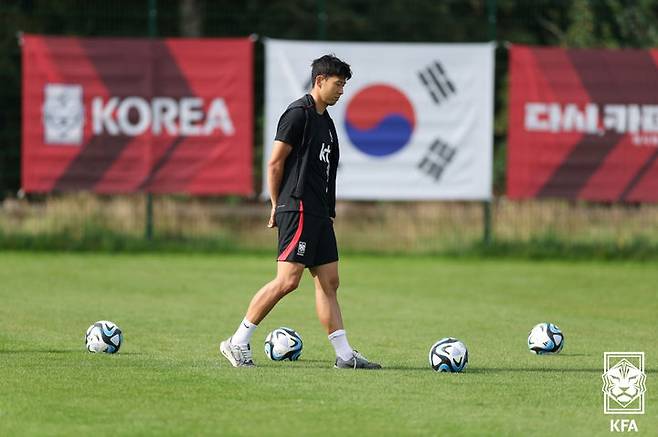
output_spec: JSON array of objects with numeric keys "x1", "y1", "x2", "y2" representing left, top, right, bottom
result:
[
  {"x1": 309, "y1": 218, "x2": 381, "y2": 370},
  {"x1": 309, "y1": 262, "x2": 380, "y2": 369},
  {"x1": 220, "y1": 261, "x2": 304, "y2": 368},
  {"x1": 309, "y1": 261, "x2": 343, "y2": 334},
  {"x1": 246, "y1": 261, "x2": 304, "y2": 325},
  {"x1": 220, "y1": 209, "x2": 308, "y2": 368}
]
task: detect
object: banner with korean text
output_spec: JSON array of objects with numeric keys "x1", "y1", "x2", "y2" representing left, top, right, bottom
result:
[
  {"x1": 507, "y1": 45, "x2": 658, "y2": 202},
  {"x1": 22, "y1": 34, "x2": 253, "y2": 195},
  {"x1": 263, "y1": 39, "x2": 494, "y2": 200}
]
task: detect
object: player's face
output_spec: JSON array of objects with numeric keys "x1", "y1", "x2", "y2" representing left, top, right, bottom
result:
[{"x1": 318, "y1": 75, "x2": 346, "y2": 106}]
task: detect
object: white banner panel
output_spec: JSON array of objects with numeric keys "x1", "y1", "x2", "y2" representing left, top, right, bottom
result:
[{"x1": 264, "y1": 39, "x2": 494, "y2": 200}]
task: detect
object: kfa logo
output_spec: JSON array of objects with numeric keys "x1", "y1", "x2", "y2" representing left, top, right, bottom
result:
[
  {"x1": 603, "y1": 352, "x2": 646, "y2": 433},
  {"x1": 42, "y1": 84, "x2": 84, "y2": 145},
  {"x1": 296, "y1": 241, "x2": 306, "y2": 257},
  {"x1": 603, "y1": 352, "x2": 646, "y2": 414}
]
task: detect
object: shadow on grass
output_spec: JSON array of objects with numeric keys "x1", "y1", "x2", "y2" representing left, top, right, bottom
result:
[
  {"x1": 290, "y1": 360, "x2": 427, "y2": 371},
  {"x1": 553, "y1": 353, "x2": 590, "y2": 357},
  {"x1": 462, "y1": 367, "x2": 657, "y2": 374},
  {"x1": 0, "y1": 349, "x2": 144, "y2": 355},
  {"x1": 261, "y1": 359, "x2": 331, "y2": 369},
  {"x1": 466, "y1": 367, "x2": 602, "y2": 374},
  {"x1": 265, "y1": 360, "x2": 608, "y2": 373},
  {"x1": 0, "y1": 349, "x2": 81, "y2": 354}
]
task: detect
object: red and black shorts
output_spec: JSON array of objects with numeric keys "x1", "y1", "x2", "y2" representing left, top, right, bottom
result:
[{"x1": 276, "y1": 202, "x2": 338, "y2": 268}]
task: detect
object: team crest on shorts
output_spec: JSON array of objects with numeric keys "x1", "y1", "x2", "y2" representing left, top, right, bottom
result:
[{"x1": 297, "y1": 241, "x2": 306, "y2": 256}]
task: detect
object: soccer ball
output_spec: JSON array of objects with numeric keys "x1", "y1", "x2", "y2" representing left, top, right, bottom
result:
[
  {"x1": 85, "y1": 320, "x2": 123, "y2": 353},
  {"x1": 429, "y1": 337, "x2": 468, "y2": 372},
  {"x1": 527, "y1": 322, "x2": 564, "y2": 354},
  {"x1": 264, "y1": 327, "x2": 303, "y2": 361}
]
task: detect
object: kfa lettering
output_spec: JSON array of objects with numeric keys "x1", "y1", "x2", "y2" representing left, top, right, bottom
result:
[{"x1": 610, "y1": 419, "x2": 639, "y2": 432}]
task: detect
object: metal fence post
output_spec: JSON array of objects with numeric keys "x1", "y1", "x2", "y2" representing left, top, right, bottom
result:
[
  {"x1": 317, "y1": 0, "x2": 327, "y2": 40},
  {"x1": 145, "y1": 0, "x2": 157, "y2": 241},
  {"x1": 483, "y1": 0, "x2": 497, "y2": 246}
]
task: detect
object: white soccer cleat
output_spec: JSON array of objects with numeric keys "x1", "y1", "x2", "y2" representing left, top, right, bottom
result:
[{"x1": 220, "y1": 337, "x2": 255, "y2": 367}]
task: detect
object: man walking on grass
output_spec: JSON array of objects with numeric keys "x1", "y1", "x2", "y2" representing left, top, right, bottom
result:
[{"x1": 220, "y1": 54, "x2": 381, "y2": 370}]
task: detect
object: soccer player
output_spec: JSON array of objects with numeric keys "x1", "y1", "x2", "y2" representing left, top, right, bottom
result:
[{"x1": 220, "y1": 54, "x2": 381, "y2": 370}]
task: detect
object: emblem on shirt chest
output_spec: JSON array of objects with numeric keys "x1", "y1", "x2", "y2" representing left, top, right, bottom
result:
[{"x1": 319, "y1": 143, "x2": 331, "y2": 164}]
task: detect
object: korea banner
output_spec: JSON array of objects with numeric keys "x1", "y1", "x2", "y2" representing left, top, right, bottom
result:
[
  {"x1": 263, "y1": 39, "x2": 494, "y2": 200},
  {"x1": 22, "y1": 34, "x2": 253, "y2": 195}
]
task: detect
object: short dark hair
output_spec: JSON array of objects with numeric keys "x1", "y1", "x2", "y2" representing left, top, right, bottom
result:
[{"x1": 311, "y1": 54, "x2": 352, "y2": 85}]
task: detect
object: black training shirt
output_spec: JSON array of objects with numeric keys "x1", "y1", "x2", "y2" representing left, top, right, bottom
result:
[{"x1": 274, "y1": 95, "x2": 337, "y2": 217}]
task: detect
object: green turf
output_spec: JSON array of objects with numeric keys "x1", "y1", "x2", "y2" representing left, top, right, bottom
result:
[{"x1": 1, "y1": 252, "x2": 656, "y2": 436}]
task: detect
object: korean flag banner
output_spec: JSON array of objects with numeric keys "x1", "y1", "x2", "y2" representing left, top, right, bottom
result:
[{"x1": 263, "y1": 39, "x2": 494, "y2": 200}]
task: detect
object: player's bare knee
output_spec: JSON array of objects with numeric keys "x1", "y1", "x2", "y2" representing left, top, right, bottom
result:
[
  {"x1": 328, "y1": 276, "x2": 340, "y2": 293},
  {"x1": 317, "y1": 278, "x2": 339, "y2": 296},
  {"x1": 279, "y1": 276, "x2": 301, "y2": 295}
]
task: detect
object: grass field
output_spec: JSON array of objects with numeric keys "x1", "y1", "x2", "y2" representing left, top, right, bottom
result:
[{"x1": 1, "y1": 252, "x2": 656, "y2": 436}]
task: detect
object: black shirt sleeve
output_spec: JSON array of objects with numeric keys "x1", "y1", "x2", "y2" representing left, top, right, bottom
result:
[{"x1": 274, "y1": 107, "x2": 306, "y2": 148}]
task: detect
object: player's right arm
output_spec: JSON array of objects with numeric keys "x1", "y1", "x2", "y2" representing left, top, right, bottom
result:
[{"x1": 267, "y1": 140, "x2": 293, "y2": 228}]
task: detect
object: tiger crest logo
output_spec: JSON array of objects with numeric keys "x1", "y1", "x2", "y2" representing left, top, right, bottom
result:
[
  {"x1": 602, "y1": 352, "x2": 646, "y2": 414},
  {"x1": 42, "y1": 83, "x2": 84, "y2": 145}
]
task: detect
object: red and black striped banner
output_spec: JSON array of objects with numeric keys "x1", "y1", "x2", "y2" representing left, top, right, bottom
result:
[
  {"x1": 22, "y1": 34, "x2": 253, "y2": 195},
  {"x1": 507, "y1": 45, "x2": 658, "y2": 202}
]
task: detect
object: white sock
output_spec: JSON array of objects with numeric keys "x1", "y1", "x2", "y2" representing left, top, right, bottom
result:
[
  {"x1": 328, "y1": 329, "x2": 354, "y2": 361},
  {"x1": 231, "y1": 318, "x2": 257, "y2": 345}
]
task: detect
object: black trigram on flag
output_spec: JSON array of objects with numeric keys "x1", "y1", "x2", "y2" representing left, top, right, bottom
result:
[
  {"x1": 418, "y1": 138, "x2": 456, "y2": 182},
  {"x1": 418, "y1": 61, "x2": 456, "y2": 105}
]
